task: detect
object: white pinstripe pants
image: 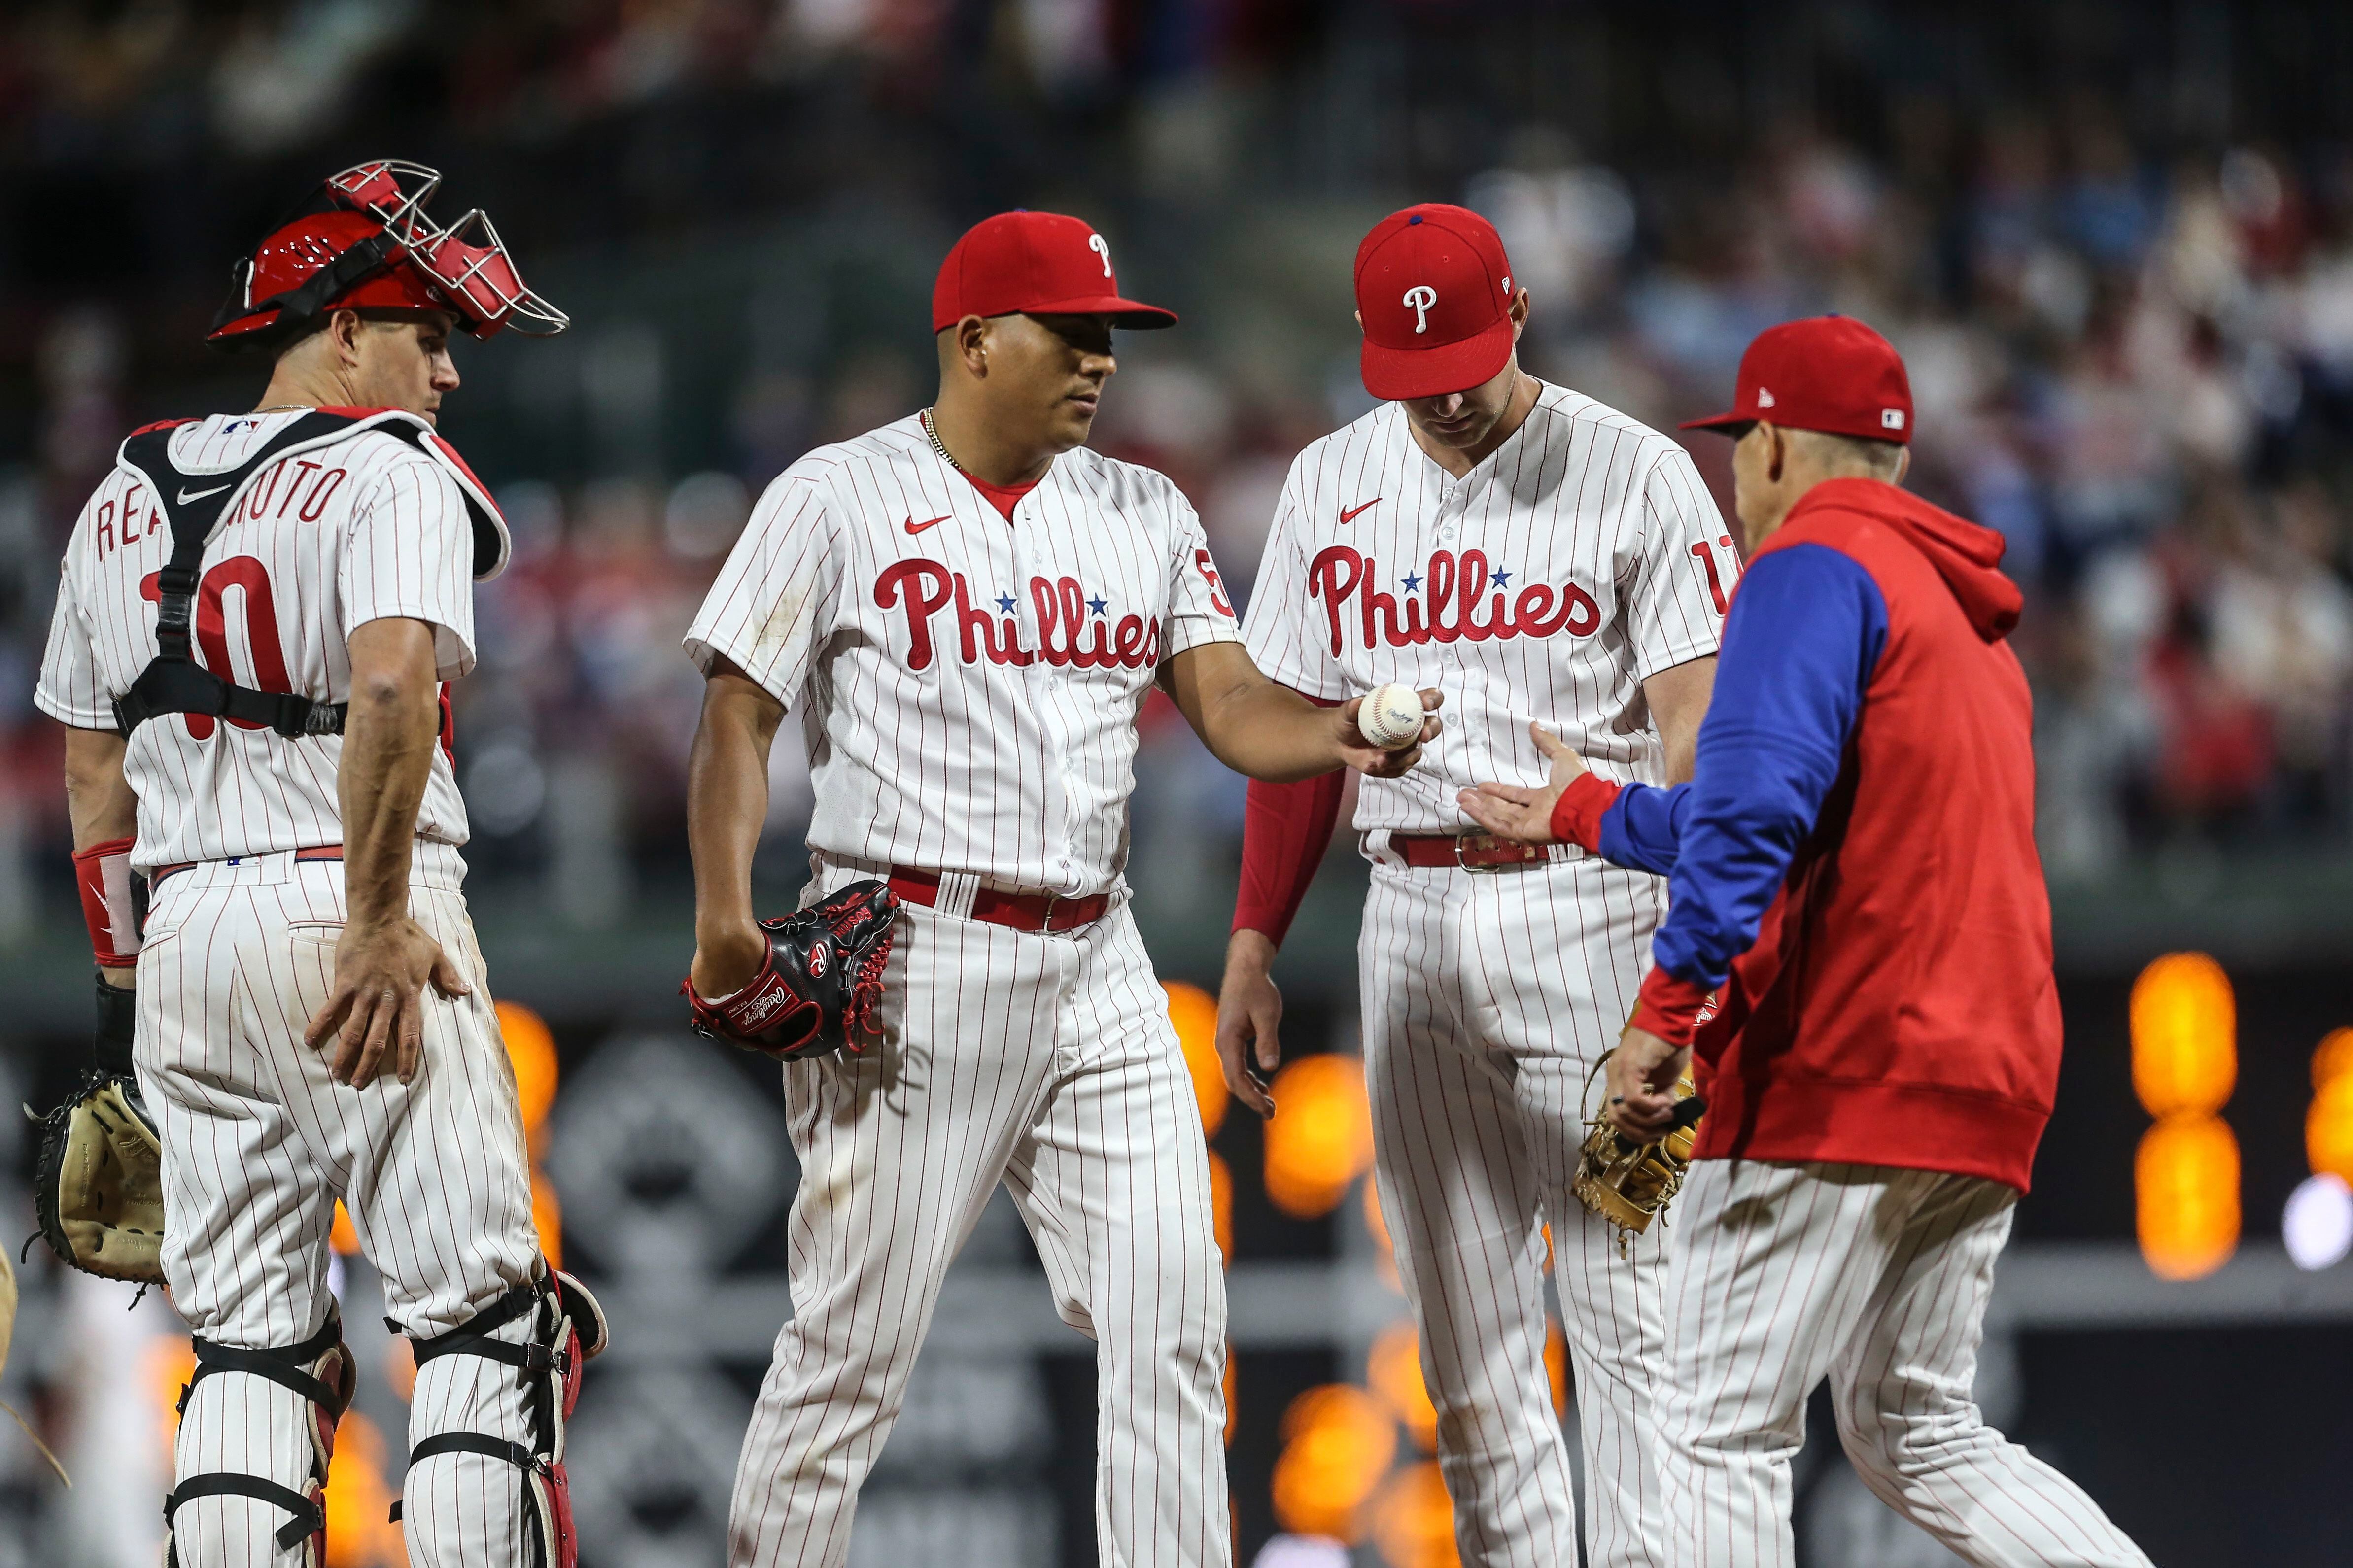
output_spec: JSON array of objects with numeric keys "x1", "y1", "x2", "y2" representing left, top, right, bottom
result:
[
  {"x1": 1658, "y1": 1160, "x2": 2151, "y2": 1568},
  {"x1": 726, "y1": 891, "x2": 1230, "y2": 1568},
  {"x1": 138, "y1": 848, "x2": 546, "y2": 1566},
  {"x1": 1360, "y1": 856, "x2": 1672, "y2": 1568}
]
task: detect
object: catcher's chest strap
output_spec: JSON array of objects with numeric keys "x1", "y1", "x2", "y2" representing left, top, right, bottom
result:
[
  {"x1": 165, "y1": 1472, "x2": 322, "y2": 1550},
  {"x1": 112, "y1": 409, "x2": 366, "y2": 740}
]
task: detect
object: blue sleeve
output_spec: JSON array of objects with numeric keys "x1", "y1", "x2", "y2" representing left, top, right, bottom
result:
[
  {"x1": 1597, "y1": 782, "x2": 1691, "y2": 876},
  {"x1": 1650, "y1": 544, "x2": 1888, "y2": 987}
]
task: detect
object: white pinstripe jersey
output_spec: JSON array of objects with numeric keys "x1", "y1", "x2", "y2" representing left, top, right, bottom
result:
[
  {"x1": 685, "y1": 415, "x2": 1243, "y2": 899},
  {"x1": 1243, "y1": 384, "x2": 1738, "y2": 835},
  {"x1": 35, "y1": 410, "x2": 481, "y2": 869}
]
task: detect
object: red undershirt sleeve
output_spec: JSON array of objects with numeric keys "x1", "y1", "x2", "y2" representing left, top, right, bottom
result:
[{"x1": 1232, "y1": 771, "x2": 1347, "y2": 945}]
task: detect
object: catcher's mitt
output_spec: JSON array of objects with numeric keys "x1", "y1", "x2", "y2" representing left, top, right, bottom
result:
[
  {"x1": 1571, "y1": 1054, "x2": 1705, "y2": 1256},
  {"x1": 30, "y1": 976, "x2": 165, "y2": 1284},
  {"x1": 683, "y1": 878, "x2": 898, "y2": 1061}
]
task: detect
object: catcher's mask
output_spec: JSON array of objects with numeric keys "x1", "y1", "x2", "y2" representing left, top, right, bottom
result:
[{"x1": 208, "y1": 160, "x2": 568, "y2": 350}]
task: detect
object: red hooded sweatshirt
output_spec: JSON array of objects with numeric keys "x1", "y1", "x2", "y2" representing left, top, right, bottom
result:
[{"x1": 1557, "y1": 477, "x2": 2060, "y2": 1191}]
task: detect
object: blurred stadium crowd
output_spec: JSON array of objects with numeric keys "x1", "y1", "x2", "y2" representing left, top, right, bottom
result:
[{"x1": 3, "y1": 1, "x2": 2353, "y2": 938}]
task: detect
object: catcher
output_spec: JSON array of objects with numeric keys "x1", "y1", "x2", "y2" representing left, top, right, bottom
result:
[{"x1": 33, "y1": 160, "x2": 604, "y2": 1567}]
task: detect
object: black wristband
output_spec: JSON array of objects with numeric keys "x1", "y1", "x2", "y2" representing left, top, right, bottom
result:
[{"x1": 95, "y1": 971, "x2": 137, "y2": 1077}]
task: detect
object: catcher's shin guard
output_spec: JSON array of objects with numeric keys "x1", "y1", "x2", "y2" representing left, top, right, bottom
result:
[
  {"x1": 164, "y1": 1308, "x2": 356, "y2": 1565},
  {"x1": 390, "y1": 1267, "x2": 608, "y2": 1568}
]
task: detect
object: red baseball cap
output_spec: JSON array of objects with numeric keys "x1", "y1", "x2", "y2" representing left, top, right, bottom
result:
[
  {"x1": 1354, "y1": 204, "x2": 1520, "y2": 401},
  {"x1": 1681, "y1": 315, "x2": 1914, "y2": 443},
  {"x1": 932, "y1": 211, "x2": 1176, "y2": 332}
]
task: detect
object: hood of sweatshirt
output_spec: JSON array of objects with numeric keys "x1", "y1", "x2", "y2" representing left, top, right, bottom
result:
[{"x1": 1790, "y1": 477, "x2": 2022, "y2": 642}]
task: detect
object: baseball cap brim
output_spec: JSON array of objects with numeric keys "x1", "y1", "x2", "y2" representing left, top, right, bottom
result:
[
  {"x1": 1360, "y1": 314, "x2": 1514, "y2": 401},
  {"x1": 1678, "y1": 409, "x2": 1754, "y2": 433},
  {"x1": 1021, "y1": 294, "x2": 1179, "y2": 329}
]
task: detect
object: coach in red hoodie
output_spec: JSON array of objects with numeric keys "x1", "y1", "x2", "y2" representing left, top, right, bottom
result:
[{"x1": 1461, "y1": 318, "x2": 2149, "y2": 1568}]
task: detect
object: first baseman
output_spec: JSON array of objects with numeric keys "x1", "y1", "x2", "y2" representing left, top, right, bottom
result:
[
  {"x1": 1219, "y1": 204, "x2": 1732, "y2": 1568},
  {"x1": 35, "y1": 162, "x2": 604, "y2": 1567},
  {"x1": 681, "y1": 210, "x2": 1438, "y2": 1568},
  {"x1": 1464, "y1": 316, "x2": 2152, "y2": 1568}
]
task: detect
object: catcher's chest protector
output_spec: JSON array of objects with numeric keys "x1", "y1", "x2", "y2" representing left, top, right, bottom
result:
[
  {"x1": 164, "y1": 1308, "x2": 357, "y2": 1566},
  {"x1": 389, "y1": 1268, "x2": 609, "y2": 1568},
  {"x1": 110, "y1": 408, "x2": 508, "y2": 739}
]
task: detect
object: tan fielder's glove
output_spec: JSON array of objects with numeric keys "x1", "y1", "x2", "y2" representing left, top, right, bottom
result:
[
  {"x1": 1571, "y1": 1054, "x2": 1704, "y2": 1254},
  {"x1": 31, "y1": 977, "x2": 165, "y2": 1284}
]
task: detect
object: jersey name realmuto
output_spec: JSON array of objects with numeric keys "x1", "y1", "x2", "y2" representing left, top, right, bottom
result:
[
  {"x1": 684, "y1": 415, "x2": 1242, "y2": 899},
  {"x1": 35, "y1": 410, "x2": 480, "y2": 869},
  {"x1": 1244, "y1": 384, "x2": 1737, "y2": 833}
]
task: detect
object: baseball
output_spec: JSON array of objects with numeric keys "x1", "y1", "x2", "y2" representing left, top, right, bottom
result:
[{"x1": 1358, "y1": 682, "x2": 1425, "y2": 750}]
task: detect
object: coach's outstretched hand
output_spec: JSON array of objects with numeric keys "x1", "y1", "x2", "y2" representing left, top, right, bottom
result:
[
  {"x1": 305, "y1": 917, "x2": 471, "y2": 1089},
  {"x1": 1455, "y1": 720, "x2": 1591, "y2": 843}
]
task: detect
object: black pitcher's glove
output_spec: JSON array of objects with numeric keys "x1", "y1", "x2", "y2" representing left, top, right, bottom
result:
[
  {"x1": 30, "y1": 974, "x2": 165, "y2": 1283},
  {"x1": 682, "y1": 879, "x2": 898, "y2": 1061}
]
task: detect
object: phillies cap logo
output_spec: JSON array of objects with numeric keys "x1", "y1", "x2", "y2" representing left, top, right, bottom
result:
[
  {"x1": 1403, "y1": 285, "x2": 1437, "y2": 334},
  {"x1": 1088, "y1": 233, "x2": 1113, "y2": 277}
]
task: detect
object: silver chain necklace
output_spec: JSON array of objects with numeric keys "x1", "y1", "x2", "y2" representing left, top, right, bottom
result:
[{"x1": 919, "y1": 407, "x2": 965, "y2": 474}]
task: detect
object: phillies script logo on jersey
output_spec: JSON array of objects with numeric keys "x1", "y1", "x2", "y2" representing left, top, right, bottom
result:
[
  {"x1": 1307, "y1": 545, "x2": 1601, "y2": 655},
  {"x1": 875, "y1": 559, "x2": 1166, "y2": 671}
]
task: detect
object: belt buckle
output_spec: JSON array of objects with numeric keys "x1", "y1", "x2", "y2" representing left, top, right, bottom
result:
[
  {"x1": 1039, "y1": 893, "x2": 1062, "y2": 932},
  {"x1": 1454, "y1": 834, "x2": 1505, "y2": 874}
]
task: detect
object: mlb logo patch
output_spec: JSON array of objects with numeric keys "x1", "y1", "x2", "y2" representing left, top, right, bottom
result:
[{"x1": 1882, "y1": 408, "x2": 1905, "y2": 430}]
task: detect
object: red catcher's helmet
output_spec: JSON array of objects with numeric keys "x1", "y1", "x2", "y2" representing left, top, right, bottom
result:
[{"x1": 208, "y1": 160, "x2": 568, "y2": 349}]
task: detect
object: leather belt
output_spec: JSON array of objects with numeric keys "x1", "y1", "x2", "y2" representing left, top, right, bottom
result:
[
  {"x1": 151, "y1": 845, "x2": 344, "y2": 888},
  {"x1": 887, "y1": 867, "x2": 1110, "y2": 934},
  {"x1": 1389, "y1": 832, "x2": 1567, "y2": 873}
]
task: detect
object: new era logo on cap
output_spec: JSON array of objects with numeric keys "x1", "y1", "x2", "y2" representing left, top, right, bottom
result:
[{"x1": 1354, "y1": 204, "x2": 1521, "y2": 401}]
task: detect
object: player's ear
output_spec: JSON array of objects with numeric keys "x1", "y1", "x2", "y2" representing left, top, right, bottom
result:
[
  {"x1": 1892, "y1": 444, "x2": 1912, "y2": 486},
  {"x1": 329, "y1": 308, "x2": 365, "y2": 368},
  {"x1": 1762, "y1": 422, "x2": 1785, "y2": 484},
  {"x1": 1507, "y1": 288, "x2": 1529, "y2": 340},
  {"x1": 956, "y1": 315, "x2": 991, "y2": 378},
  {"x1": 1353, "y1": 309, "x2": 1364, "y2": 337}
]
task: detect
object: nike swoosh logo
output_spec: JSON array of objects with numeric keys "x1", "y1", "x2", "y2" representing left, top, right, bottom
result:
[
  {"x1": 177, "y1": 483, "x2": 231, "y2": 504},
  {"x1": 1339, "y1": 498, "x2": 1383, "y2": 524},
  {"x1": 903, "y1": 514, "x2": 952, "y2": 535}
]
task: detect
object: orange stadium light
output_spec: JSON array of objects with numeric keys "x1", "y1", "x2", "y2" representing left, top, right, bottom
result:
[
  {"x1": 1367, "y1": 1319, "x2": 1437, "y2": 1451},
  {"x1": 1371, "y1": 1460, "x2": 1459, "y2": 1568},
  {"x1": 1208, "y1": 1148, "x2": 1235, "y2": 1265},
  {"x1": 497, "y1": 999, "x2": 560, "y2": 1156},
  {"x1": 1270, "y1": 1384, "x2": 1397, "y2": 1543},
  {"x1": 497, "y1": 999, "x2": 565, "y2": 1266},
  {"x1": 322, "y1": 1410, "x2": 407, "y2": 1567},
  {"x1": 2129, "y1": 954, "x2": 2240, "y2": 1280},
  {"x1": 1164, "y1": 981, "x2": 1231, "y2": 1139},
  {"x1": 2129, "y1": 953, "x2": 2236, "y2": 1118},
  {"x1": 2308, "y1": 1029, "x2": 2353, "y2": 1185},
  {"x1": 1263, "y1": 1055, "x2": 1375, "y2": 1218},
  {"x1": 2136, "y1": 1113, "x2": 2241, "y2": 1281},
  {"x1": 1545, "y1": 1316, "x2": 1568, "y2": 1420}
]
